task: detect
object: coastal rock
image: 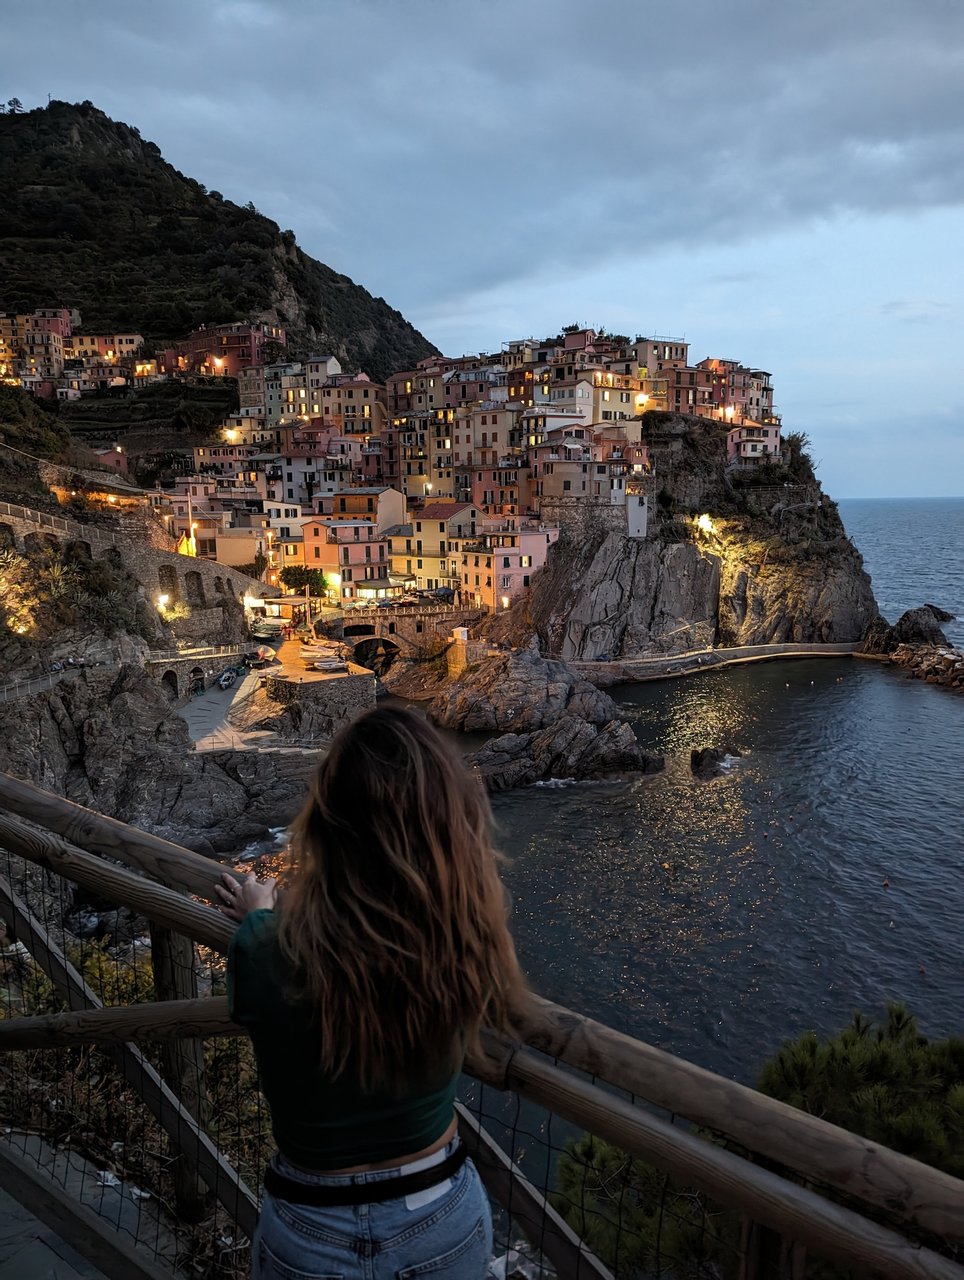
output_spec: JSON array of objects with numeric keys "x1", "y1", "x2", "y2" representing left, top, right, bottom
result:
[
  {"x1": 466, "y1": 716, "x2": 664, "y2": 791},
  {"x1": 860, "y1": 605, "x2": 951, "y2": 655},
  {"x1": 489, "y1": 509, "x2": 876, "y2": 663},
  {"x1": 889, "y1": 643, "x2": 964, "y2": 693},
  {"x1": 690, "y1": 747, "x2": 741, "y2": 778},
  {"x1": 428, "y1": 647, "x2": 620, "y2": 732},
  {"x1": 0, "y1": 666, "x2": 317, "y2": 853}
]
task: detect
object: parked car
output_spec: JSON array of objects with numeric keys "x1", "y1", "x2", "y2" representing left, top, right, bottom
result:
[{"x1": 217, "y1": 670, "x2": 236, "y2": 690}]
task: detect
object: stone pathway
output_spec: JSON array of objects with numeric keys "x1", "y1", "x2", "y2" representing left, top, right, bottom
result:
[
  {"x1": 0, "y1": 1185, "x2": 107, "y2": 1280},
  {"x1": 0, "y1": 1134, "x2": 183, "y2": 1279}
]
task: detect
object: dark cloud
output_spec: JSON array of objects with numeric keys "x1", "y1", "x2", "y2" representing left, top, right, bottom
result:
[{"x1": 11, "y1": 0, "x2": 964, "y2": 310}]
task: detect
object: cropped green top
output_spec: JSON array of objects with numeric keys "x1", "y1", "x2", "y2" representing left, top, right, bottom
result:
[{"x1": 227, "y1": 909, "x2": 460, "y2": 1170}]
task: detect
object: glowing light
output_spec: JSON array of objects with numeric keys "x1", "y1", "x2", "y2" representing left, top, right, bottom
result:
[
  {"x1": 501, "y1": 596, "x2": 510, "y2": 610},
  {"x1": 225, "y1": 429, "x2": 238, "y2": 442},
  {"x1": 156, "y1": 594, "x2": 170, "y2": 610},
  {"x1": 107, "y1": 495, "x2": 117, "y2": 504},
  {"x1": 695, "y1": 514, "x2": 717, "y2": 536}
]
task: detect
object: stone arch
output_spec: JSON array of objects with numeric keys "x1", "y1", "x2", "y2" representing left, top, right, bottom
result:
[
  {"x1": 0, "y1": 523, "x2": 15, "y2": 551},
  {"x1": 213, "y1": 576, "x2": 225, "y2": 594},
  {"x1": 184, "y1": 570, "x2": 206, "y2": 606},
  {"x1": 160, "y1": 669, "x2": 179, "y2": 700},
  {"x1": 352, "y1": 636, "x2": 400, "y2": 675},
  {"x1": 23, "y1": 532, "x2": 49, "y2": 557},
  {"x1": 158, "y1": 563, "x2": 180, "y2": 602}
]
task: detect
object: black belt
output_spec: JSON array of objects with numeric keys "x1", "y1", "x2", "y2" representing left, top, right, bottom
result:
[{"x1": 264, "y1": 1143, "x2": 468, "y2": 1207}]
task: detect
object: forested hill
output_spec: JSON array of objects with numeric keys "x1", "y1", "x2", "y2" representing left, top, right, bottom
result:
[{"x1": 0, "y1": 100, "x2": 439, "y2": 381}]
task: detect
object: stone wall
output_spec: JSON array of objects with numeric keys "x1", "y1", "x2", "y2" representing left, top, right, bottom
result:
[
  {"x1": 538, "y1": 498, "x2": 628, "y2": 542},
  {"x1": 263, "y1": 670, "x2": 376, "y2": 718},
  {"x1": 0, "y1": 499, "x2": 270, "y2": 646}
]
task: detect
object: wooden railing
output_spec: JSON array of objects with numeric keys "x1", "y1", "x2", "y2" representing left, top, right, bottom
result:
[{"x1": 0, "y1": 771, "x2": 962, "y2": 1280}]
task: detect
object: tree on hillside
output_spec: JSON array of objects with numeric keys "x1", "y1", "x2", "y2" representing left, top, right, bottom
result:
[
  {"x1": 553, "y1": 1005, "x2": 964, "y2": 1278},
  {"x1": 279, "y1": 566, "x2": 326, "y2": 596},
  {"x1": 6, "y1": 98, "x2": 24, "y2": 114}
]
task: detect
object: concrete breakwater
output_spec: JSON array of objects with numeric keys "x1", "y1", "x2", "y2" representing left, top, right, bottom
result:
[{"x1": 568, "y1": 640, "x2": 860, "y2": 687}]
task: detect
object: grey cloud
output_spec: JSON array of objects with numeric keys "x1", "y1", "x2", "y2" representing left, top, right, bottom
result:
[{"x1": 9, "y1": 0, "x2": 964, "y2": 313}]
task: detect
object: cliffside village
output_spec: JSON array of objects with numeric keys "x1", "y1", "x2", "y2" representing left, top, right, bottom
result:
[{"x1": 1, "y1": 309, "x2": 782, "y2": 615}]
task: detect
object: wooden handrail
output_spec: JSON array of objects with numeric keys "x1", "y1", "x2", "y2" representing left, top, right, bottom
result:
[
  {"x1": 0, "y1": 772, "x2": 236, "y2": 896},
  {"x1": 0, "y1": 997, "x2": 241, "y2": 1048},
  {"x1": 0, "y1": 810, "x2": 233, "y2": 952},
  {"x1": 508, "y1": 1047, "x2": 964, "y2": 1280},
  {"x1": 3, "y1": 772, "x2": 964, "y2": 1262},
  {"x1": 515, "y1": 994, "x2": 964, "y2": 1248},
  {"x1": 2, "y1": 998, "x2": 961, "y2": 1280}
]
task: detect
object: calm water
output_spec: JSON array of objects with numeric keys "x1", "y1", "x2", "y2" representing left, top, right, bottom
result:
[
  {"x1": 495, "y1": 497, "x2": 964, "y2": 1085},
  {"x1": 839, "y1": 496, "x2": 964, "y2": 647}
]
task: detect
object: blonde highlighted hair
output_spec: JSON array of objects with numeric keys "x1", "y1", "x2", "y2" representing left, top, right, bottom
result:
[{"x1": 277, "y1": 705, "x2": 526, "y2": 1092}]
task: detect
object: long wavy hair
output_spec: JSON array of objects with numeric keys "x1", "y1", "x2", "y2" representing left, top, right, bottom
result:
[{"x1": 277, "y1": 705, "x2": 526, "y2": 1092}]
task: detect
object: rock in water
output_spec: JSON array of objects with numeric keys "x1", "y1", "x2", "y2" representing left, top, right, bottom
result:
[
  {"x1": 690, "y1": 747, "x2": 741, "y2": 778},
  {"x1": 860, "y1": 605, "x2": 951, "y2": 654},
  {"x1": 466, "y1": 717, "x2": 664, "y2": 791},
  {"x1": 429, "y1": 647, "x2": 619, "y2": 732}
]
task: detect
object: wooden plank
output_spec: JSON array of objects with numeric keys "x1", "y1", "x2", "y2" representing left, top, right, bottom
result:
[
  {"x1": 0, "y1": 876, "x2": 259, "y2": 1240},
  {"x1": 150, "y1": 925, "x2": 211, "y2": 1222},
  {"x1": 0, "y1": 996, "x2": 240, "y2": 1048},
  {"x1": 506, "y1": 1045, "x2": 964, "y2": 1280},
  {"x1": 0, "y1": 1141, "x2": 173, "y2": 1280},
  {"x1": 456, "y1": 1101, "x2": 614, "y2": 1280},
  {"x1": 0, "y1": 771, "x2": 235, "y2": 896},
  {"x1": 0, "y1": 810, "x2": 233, "y2": 952},
  {"x1": 510, "y1": 993, "x2": 964, "y2": 1248}
]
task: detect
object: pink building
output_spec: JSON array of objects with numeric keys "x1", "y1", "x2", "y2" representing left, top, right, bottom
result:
[
  {"x1": 160, "y1": 322, "x2": 287, "y2": 378},
  {"x1": 458, "y1": 518, "x2": 560, "y2": 611},
  {"x1": 726, "y1": 423, "x2": 782, "y2": 466},
  {"x1": 300, "y1": 517, "x2": 391, "y2": 601}
]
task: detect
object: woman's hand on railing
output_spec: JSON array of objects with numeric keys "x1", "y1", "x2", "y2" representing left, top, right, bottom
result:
[{"x1": 215, "y1": 871, "x2": 278, "y2": 922}]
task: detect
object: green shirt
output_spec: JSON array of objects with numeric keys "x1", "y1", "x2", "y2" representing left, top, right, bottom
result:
[{"x1": 227, "y1": 909, "x2": 459, "y2": 1169}]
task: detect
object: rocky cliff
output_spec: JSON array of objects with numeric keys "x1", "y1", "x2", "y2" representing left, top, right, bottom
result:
[
  {"x1": 486, "y1": 418, "x2": 878, "y2": 661},
  {"x1": 0, "y1": 666, "x2": 317, "y2": 853}
]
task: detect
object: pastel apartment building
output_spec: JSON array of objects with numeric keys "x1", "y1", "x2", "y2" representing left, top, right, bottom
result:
[
  {"x1": 159, "y1": 322, "x2": 286, "y2": 378},
  {"x1": 389, "y1": 501, "x2": 481, "y2": 591},
  {"x1": 298, "y1": 517, "x2": 391, "y2": 601},
  {"x1": 459, "y1": 519, "x2": 560, "y2": 611}
]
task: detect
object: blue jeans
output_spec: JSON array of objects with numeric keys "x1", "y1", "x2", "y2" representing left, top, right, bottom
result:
[{"x1": 253, "y1": 1139, "x2": 492, "y2": 1279}]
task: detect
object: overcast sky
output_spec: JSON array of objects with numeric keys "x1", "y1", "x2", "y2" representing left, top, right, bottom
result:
[{"x1": 7, "y1": 0, "x2": 964, "y2": 497}]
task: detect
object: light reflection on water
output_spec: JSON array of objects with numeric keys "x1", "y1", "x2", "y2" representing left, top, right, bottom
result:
[
  {"x1": 239, "y1": 659, "x2": 963, "y2": 1086},
  {"x1": 494, "y1": 658, "x2": 964, "y2": 1084}
]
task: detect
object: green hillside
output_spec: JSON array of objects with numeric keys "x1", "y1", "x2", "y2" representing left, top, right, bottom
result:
[{"x1": 0, "y1": 100, "x2": 438, "y2": 382}]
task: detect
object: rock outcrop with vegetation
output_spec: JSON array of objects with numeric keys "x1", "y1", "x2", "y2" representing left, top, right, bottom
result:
[
  {"x1": 0, "y1": 101, "x2": 438, "y2": 381},
  {"x1": 488, "y1": 418, "x2": 878, "y2": 660}
]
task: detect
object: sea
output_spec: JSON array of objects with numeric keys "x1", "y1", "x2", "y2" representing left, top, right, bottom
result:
[
  {"x1": 243, "y1": 499, "x2": 964, "y2": 1088},
  {"x1": 492, "y1": 496, "x2": 964, "y2": 1085}
]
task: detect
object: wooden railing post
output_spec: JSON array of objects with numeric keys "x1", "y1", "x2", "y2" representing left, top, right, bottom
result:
[{"x1": 149, "y1": 925, "x2": 211, "y2": 1223}]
